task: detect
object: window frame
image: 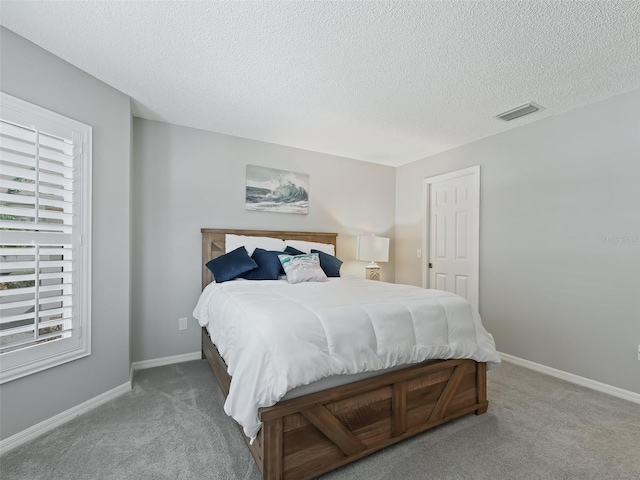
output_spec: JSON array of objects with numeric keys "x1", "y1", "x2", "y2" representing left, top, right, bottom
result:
[{"x1": 0, "y1": 92, "x2": 92, "y2": 384}]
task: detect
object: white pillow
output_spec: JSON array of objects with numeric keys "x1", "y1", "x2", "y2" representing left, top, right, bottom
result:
[
  {"x1": 225, "y1": 234, "x2": 286, "y2": 256},
  {"x1": 284, "y1": 239, "x2": 335, "y2": 256},
  {"x1": 278, "y1": 253, "x2": 328, "y2": 284}
]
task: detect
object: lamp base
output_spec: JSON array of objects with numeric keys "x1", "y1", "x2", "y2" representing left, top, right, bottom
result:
[{"x1": 365, "y1": 265, "x2": 381, "y2": 281}]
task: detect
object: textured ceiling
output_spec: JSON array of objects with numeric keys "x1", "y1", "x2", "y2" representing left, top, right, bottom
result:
[{"x1": 1, "y1": 1, "x2": 639, "y2": 166}]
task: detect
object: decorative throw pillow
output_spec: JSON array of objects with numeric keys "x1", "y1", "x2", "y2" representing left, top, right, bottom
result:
[
  {"x1": 278, "y1": 253, "x2": 328, "y2": 284},
  {"x1": 241, "y1": 248, "x2": 284, "y2": 280},
  {"x1": 311, "y1": 249, "x2": 343, "y2": 277},
  {"x1": 284, "y1": 245, "x2": 305, "y2": 256},
  {"x1": 206, "y1": 247, "x2": 258, "y2": 283}
]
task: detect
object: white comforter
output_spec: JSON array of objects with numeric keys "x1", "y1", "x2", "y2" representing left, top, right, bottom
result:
[{"x1": 193, "y1": 277, "x2": 500, "y2": 440}]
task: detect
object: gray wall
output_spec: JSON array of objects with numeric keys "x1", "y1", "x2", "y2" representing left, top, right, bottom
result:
[
  {"x1": 396, "y1": 88, "x2": 640, "y2": 394},
  {"x1": 131, "y1": 118, "x2": 395, "y2": 362},
  {"x1": 0, "y1": 28, "x2": 131, "y2": 439}
]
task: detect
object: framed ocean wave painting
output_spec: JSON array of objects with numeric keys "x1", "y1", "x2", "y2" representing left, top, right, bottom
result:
[{"x1": 245, "y1": 165, "x2": 309, "y2": 215}]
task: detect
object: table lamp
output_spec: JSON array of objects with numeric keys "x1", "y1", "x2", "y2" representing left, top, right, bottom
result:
[{"x1": 356, "y1": 234, "x2": 389, "y2": 281}]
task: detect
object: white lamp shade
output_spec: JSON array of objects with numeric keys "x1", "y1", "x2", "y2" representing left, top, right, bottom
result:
[{"x1": 356, "y1": 235, "x2": 389, "y2": 263}]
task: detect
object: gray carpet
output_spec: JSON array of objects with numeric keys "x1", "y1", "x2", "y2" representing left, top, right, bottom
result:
[{"x1": 1, "y1": 360, "x2": 639, "y2": 480}]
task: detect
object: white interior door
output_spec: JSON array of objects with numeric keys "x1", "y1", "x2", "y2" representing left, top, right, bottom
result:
[{"x1": 424, "y1": 166, "x2": 479, "y2": 310}]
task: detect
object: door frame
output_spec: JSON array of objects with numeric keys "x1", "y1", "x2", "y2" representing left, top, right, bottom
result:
[{"x1": 422, "y1": 165, "x2": 480, "y2": 309}]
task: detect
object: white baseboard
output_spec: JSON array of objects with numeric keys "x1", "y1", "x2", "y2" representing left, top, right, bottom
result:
[
  {"x1": 129, "y1": 351, "x2": 201, "y2": 379},
  {"x1": 0, "y1": 381, "x2": 131, "y2": 455},
  {"x1": 499, "y1": 352, "x2": 640, "y2": 405}
]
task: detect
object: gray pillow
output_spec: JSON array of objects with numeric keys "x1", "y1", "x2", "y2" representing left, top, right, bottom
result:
[{"x1": 278, "y1": 253, "x2": 328, "y2": 284}]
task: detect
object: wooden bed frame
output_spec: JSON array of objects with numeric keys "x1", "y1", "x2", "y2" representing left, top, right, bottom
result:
[{"x1": 200, "y1": 228, "x2": 488, "y2": 480}]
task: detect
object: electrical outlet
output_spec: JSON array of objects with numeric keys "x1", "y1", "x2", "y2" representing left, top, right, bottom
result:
[
  {"x1": 637, "y1": 344, "x2": 640, "y2": 362},
  {"x1": 417, "y1": 249, "x2": 422, "y2": 259},
  {"x1": 179, "y1": 317, "x2": 188, "y2": 331}
]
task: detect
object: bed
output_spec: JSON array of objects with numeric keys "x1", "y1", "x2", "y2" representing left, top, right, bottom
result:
[{"x1": 197, "y1": 228, "x2": 498, "y2": 480}]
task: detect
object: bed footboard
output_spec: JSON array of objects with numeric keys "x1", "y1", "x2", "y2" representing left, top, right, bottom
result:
[{"x1": 202, "y1": 328, "x2": 488, "y2": 480}]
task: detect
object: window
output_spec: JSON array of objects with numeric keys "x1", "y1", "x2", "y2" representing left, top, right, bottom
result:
[{"x1": 0, "y1": 92, "x2": 91, "y2": 383}]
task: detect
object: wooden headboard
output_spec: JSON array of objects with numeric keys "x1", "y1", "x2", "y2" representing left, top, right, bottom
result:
[{"x1": 201, "y1": 228, "x2": 338, "y2": 289}]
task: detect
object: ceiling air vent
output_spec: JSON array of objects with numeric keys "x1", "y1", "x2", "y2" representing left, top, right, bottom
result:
[{"x1": 495, "y1": 102, "x2": 544, "y2": 122}]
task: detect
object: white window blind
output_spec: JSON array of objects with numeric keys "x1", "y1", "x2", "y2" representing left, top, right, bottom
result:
[{"x1": 0, "y1": 92, "x2": 91, "y2": 383}]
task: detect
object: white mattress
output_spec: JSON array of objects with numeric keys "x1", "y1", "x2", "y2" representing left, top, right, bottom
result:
[
  {"x1": 193, "y1": 276, "x2": 500, "y2": 440},
  {"x1": 281, "y1": 363, "x2": 412, "y2": 400}
]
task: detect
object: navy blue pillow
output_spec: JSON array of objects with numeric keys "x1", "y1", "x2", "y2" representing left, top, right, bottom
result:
[
  {"x1": 284, "y1": 246, "x2": 305, "y2": 255},
  {"x1": 241, "y1": 248, "x2": 284, "y2": 280},
  {"x1": 311, "y1": 249, "x2": 343, "y2": 277},
  {"x1": 206, "y1": 247, "x2": 258, "y2": 283}
]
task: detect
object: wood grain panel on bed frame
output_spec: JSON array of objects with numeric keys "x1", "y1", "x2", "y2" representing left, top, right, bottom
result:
[{"x1": 200, "y1": 228, "x2": 488, "y2": 480}]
